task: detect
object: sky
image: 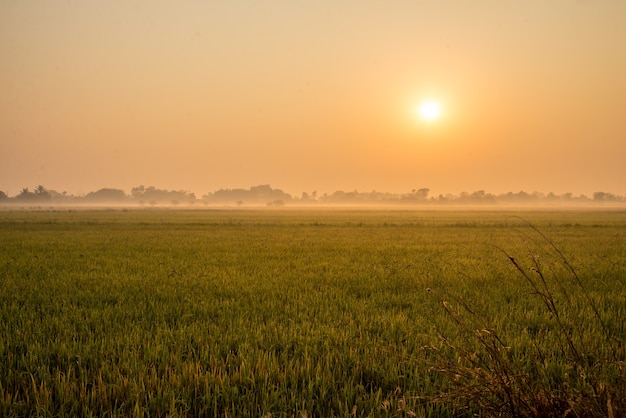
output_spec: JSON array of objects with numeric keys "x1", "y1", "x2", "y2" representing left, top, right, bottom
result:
[{"x1": 2, "y1": 1, "x2": 625, "y2": 198}]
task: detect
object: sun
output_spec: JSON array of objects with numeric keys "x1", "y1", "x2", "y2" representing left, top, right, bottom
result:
[{"x1": 417, "y1": 100, "x2": 442, "y2": 121}]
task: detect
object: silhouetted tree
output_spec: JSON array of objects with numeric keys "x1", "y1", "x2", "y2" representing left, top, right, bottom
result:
[
  {"x1": 208, "y1": 185, "x2": 292, "y2": 205},
  {"x1": 415, "y1": 188, "x2": 430, "y2": 199},
  {"x1": 34, "y1": 185, "x2": 48, "y2": 196},
  {"x1": 594, "y1": 191, "x2": 620, "y2": 202},
  {"x1": 16, "y1": 188, "x2": 35, "y2": 200},
  {"x1": 85, "y1": 188, "x2": 127, "y2": 202},
  {"x1": 131, "y1": 185, "x2": 146, "y2": 198},
  {"x1": 130, "y1": 185, "x2": 195, "y2": 204}
]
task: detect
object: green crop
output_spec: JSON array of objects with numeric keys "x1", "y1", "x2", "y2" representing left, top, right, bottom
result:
[{"x1": 0, "y1": 209, "x2": 624, "y2": 416}]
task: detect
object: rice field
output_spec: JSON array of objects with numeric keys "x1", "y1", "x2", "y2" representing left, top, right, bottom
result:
[{"x1": 1, "y1": 208, "x2": 625, "y2": 416}]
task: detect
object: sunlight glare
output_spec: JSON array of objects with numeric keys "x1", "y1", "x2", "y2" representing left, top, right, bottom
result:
[{"x1": 418, "y1": 100, "x2": 442, "y2": 121}]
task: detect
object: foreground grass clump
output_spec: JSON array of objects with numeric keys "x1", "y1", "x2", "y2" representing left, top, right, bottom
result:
[
  {"x1": 0, "y1": 208, "x2": 624, "y2": 416},
  {"x1": 427, "y1": 217, "x2": 626, "y2": 417}
]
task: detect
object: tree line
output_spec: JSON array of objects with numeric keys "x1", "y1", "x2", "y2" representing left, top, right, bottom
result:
[{"x1": 1, "y1": 184, "x2": 625, "y2": 207}]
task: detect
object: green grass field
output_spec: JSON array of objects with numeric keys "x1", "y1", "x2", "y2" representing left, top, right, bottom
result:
[{"x1": 1, "y1": 208, "x2": 625, "y2": 416}]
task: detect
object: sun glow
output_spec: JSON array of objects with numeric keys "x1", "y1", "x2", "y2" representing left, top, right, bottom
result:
[{"x1": 418, "y1": 100, "x2": 442, "y2": 121}]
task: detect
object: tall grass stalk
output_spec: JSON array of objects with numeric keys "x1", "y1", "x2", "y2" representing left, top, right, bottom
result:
[{"x1": 427, "y1": 219, "x2": 625, "y2": 417}]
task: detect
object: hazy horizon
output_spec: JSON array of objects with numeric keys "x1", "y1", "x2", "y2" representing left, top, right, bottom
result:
[
  {"x1": 2, "y1": 182, "x2": 624, "y2": 202},
  {"x1": 2, "y1": 2, "x2": 625, "y2": 198}
]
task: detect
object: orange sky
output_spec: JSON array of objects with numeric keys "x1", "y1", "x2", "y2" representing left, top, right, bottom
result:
[{"x1": 2, "y1": 1, "x2": 625, "y2": 197}]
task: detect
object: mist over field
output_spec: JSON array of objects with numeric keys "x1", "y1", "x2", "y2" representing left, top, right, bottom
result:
[{"x1": 2, "y1": 184, "x2": 625, "y2": 209}]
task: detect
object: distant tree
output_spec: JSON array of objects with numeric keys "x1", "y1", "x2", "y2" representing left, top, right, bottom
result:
[
  {"x1": 131, "y1": 185, "x2": 146, "y2": 198},
  {"x1": 249, "y1": 184, "x2": 292, "y2": 202},
  {"x1": 250, "y1": 184, "x2": 273, "y2": 198},
  {"x1": 593, "y1": 191, "x2": 620, "y2": 202},
  {"x1": 414, "y1": 188, "x2": 430, "y2": 200},
  {"x1": 85, "y1": 188, "x2": 127, "y2": 202},
  {"x1": 212, "y1": 188, "x2": 249, "y2": 202},
  {"x1": 0, "y1": 190, "x2": 8, "y2": 201},
  {"x1": 130, "y1": 185, "x2": 195, "y2": 205},
  {"x1": 299, "y1": 191, "x2": 318, "y2": 203},
  {"x1": 471, "y1": 190, "x2": 486, "y2": 199},
  {"x1": 16, "y1": 188, "x2": 35, "y2": 200},
  {"x1": 31, "y1": 185, "x2": 51, "y2": 200},
  {"x1": 467, "y1": 190, "x2": 497, "y2": 204},
  {"x1": 207, "y1": 185, "x2": 291, "y2": 205}
]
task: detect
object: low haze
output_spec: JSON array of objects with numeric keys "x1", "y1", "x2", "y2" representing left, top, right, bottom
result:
[{"x1": 2, "y1": 1, "x2": 625, "y2": 198}]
